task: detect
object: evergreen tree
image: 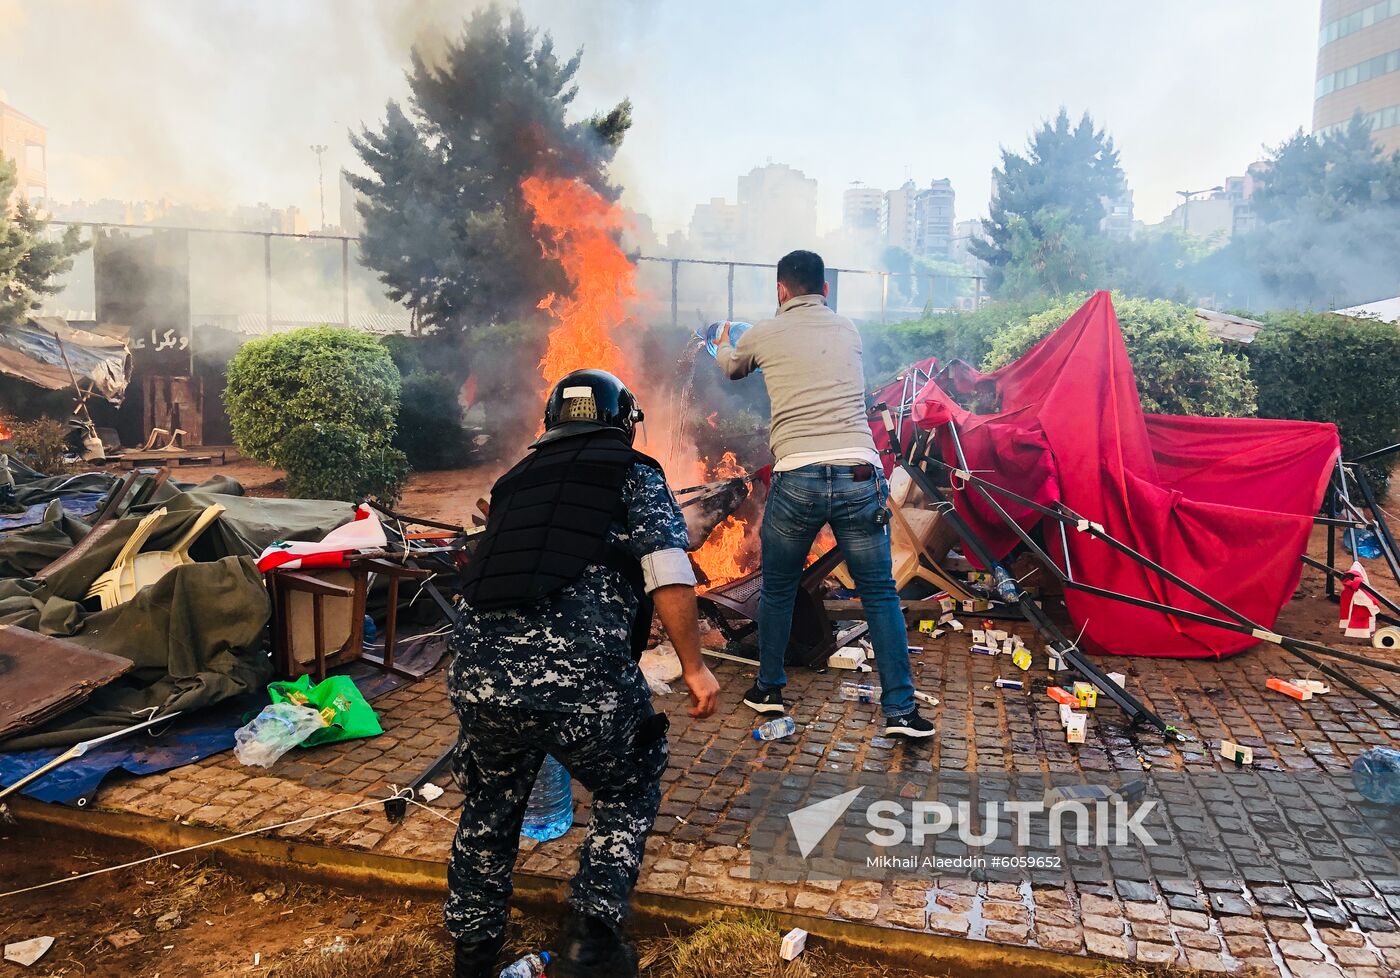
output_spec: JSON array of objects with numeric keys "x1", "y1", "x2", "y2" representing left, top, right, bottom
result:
[
  {"x1": 972, "y1": 109, "x2": 1126, "y2": 294},
  {"x1": 350, "y1": 6, "x2": 632, "y2": 334},
  {"x1": 0, "y1": 158, "x2": 88, "y2": 326}
]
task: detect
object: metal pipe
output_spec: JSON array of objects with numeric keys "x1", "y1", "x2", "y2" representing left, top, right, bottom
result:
[
  {"x1": 1352, "y1": 466, "x2": 1400, "y2": 589},
  {"x1": 341, "y1": 237, "x2": 350, "y2": 326},
  {"x1": 726, "y1": 263, "x2": 734, "y2": 321}
]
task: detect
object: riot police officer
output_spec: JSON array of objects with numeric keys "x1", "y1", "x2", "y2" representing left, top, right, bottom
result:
[{"x1": 446, "y1": 368, "x2": 720, "y2": 978}]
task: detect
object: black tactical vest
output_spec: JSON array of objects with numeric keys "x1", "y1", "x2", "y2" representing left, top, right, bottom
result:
[{"x1": 460, "y1": 428, "x2": 664, "y2": 657}]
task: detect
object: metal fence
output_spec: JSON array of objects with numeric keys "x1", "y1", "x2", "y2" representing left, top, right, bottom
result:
[{"x1": 38, "y1": 222, "x2": 985, "y2": 335}]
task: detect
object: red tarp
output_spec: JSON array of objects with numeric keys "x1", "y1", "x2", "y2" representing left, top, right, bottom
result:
[{"x1": 907, "y1": 291, "x2": 1339, "y2": 659}]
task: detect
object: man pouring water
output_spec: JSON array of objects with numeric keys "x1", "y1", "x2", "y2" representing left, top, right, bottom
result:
[{"x1": 715, "y1": 249, "x2": 935, "y2": 740}]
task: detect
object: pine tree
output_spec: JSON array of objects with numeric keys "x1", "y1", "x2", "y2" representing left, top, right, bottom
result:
[
  {"x1": 350, "y1": 6, "x2": 631, "y2": 334},
  {"x1": 971, "y1": 109, "x2": 1126, "y2": 294},
  {"x1": 0, "y1": 158, "x2": 87, "y2": 326}
]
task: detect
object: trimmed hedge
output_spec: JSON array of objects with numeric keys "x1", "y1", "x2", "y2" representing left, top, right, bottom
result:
[
  {"x1": 1247, "y1": 310, "x2": 1400, "y2": 488},
  {"x1": 225, "y1": 326, "x2": 408, "y2": 502}
]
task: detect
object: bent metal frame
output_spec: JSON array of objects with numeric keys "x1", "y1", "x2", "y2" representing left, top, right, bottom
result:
[{"x1": 873, "y1": 404, "x2": 1400, "y2": 741}]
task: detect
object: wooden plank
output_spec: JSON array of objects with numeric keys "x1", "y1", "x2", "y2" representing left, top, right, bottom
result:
[
  {"x1": 824, "y1": 598, "x2": 951, "y2": 620},
  {"x1": 0, "y1": 624, "x2": 132, "y2": 740}
]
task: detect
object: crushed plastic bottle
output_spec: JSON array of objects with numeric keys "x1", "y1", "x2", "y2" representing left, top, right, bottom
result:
[
  {"x1": 839, "y1": 682, "x2": 881, "y2": 704},
  {"x1": 753, "y1": 716, "x2": 798, "y2": 741},
  {"x1": 499, "y1": 952, "x2": 551, "y2": 978},
  {"x1": 321, "y1": 936, "x2": 349, "y2": 957},
  {"x1": 521, "y1": 756, "x2": 573, "y2": 842},
  {"x1": 992, "y1": 565, "x2": 1020, "y2": 603},
  {"x1": 233, "y1": 702, "x2": 325, "y2": 768},
  {"x1": 1353, "y1": 746, "x2": 1400, "y2": 804}
]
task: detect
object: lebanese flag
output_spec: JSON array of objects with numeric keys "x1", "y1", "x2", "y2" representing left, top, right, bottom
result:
[{"x1": 256, "y1": 505, "x2": 388, "y2": 573}]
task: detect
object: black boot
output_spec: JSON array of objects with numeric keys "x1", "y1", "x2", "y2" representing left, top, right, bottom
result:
[
  {"x1": 454, "y1": 933, "x2": 506, "y2": 978},
  {"x1": 551, "y1": 913, "x2": 638, "y2": 978}
]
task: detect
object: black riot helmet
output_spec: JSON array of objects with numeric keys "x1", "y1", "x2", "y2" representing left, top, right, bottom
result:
[{"x1": 539, "y1": 368, "x2": 645, "y2": 446}]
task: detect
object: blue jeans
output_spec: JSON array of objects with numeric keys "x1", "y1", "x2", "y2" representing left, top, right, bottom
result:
[{"x1": 757, "y1": 465, "x2": 916, "y2": 718}]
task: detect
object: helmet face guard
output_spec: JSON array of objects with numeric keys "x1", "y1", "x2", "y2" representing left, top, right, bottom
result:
[{"x1": 541, "y1": 368, "x2": 644, "y2": 444}]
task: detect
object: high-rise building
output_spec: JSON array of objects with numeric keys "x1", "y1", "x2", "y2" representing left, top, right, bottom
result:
[
  {"x1": 913, "y1": 178, "x2": 955, "y2": 259},
  {"x1": 842, "y1": 184, "x2": 884, "y2": 235},
  {"x1": 1100, "y1": 190, "x2": 1135, "y2": 240},
  {"x1": 338, "y1": 169, "x2": 363, "y2": 236},
  {"x1": 688, "y1": 196, "x2": 743, "y2": 256},
  {"x1": 950, "y1": 218, "x2": 988, "y2": 270},
  {"x1": 0, "y1": 94, "x2": 47, "y2": 209},
  {"x1": 1314, "y1": 0, "x2": 1400, "y2": 153},
  {"x1": 881, "y1": 180, "x2": 918, "y2": 253},
  {"x1": 736, "y1": 162, "x2": 818, "y2": 260}
]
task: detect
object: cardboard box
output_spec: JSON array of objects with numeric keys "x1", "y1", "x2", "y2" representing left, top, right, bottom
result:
[
  {"x1": 994, "y1": 677, "x2": 1024, "y2": 690},
  {"x1": 780, "y1": 928, "x2": 808, "y2": 961},
  {"x1": 1220, "y1": 740, "x2": 1253, "y2": 766},
  {"x1": 1065, "y1": 712, "x2": 1087, "y2": 743},
  {"x1": 1012, "y1": 647, "x2": 1032, "y2": 671},
  {"x1": 827, "y1": 647, "x2": 867, "y2": 670},
  {"x1": 1048, "y1": 686, "x2": 1077, "y2": 706},
  {"x1": 1072, "y1": 681, "x2": 1098, "y2": 709}
]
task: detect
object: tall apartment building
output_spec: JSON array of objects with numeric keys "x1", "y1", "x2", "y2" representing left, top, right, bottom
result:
[
  {"x1": 687, "y1": 196, "x2": 743, "y2": 256},
  {"x1": 842, "y1": 184, "x2": 884, "y2": 235},
  {"x1": 913, "y1": 179, "x2": 955, "y2": 259},
  {"x1": 881, "y1": 180, "x2": 918, "y2": 253},
  {"x1": 736, "y1": 162, "x2": 818, "y2": 260},
  {"x1": 1314, "y1": 0, "x2": 1400, "y2": 152},
  {"x1": 0, "y1": 95, "x2": 47, "y2": 209}
]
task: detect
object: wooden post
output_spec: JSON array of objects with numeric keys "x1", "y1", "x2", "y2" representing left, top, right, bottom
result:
[
  {"x1": 670, "y1": 260, "x2": 679, "y2": 327},
  {"x1": 341, "y1": 237, "x2": 350, "y2": 326},
  {"x1": 263, "y1": 234, "x2": 273, "y2": 330},
  {"x1": 727, "y1": 262, "x2": 735, "y2": 321}
]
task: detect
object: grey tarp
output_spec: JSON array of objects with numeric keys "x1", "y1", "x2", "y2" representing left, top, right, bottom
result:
[{"x1": 0, "y1": 485, "x2": 354, "y2": 749}]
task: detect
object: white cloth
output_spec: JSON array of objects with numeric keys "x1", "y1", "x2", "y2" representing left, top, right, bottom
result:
[
  {"x1": 773, "y1": 446, "x2": 884, "y2": 473},
  {"x1": 640, "y1": 547, "x2": 697, "y2": 592}
]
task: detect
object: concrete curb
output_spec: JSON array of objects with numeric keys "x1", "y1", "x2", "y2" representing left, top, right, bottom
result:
[{"x1": 14, "y1": 798, "x2": 1115, "y2": 977}]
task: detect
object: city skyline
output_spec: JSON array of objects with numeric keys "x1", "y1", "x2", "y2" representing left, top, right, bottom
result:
[{"x1": 2, "y1": 1, "x2": 1320, "y2": 241}]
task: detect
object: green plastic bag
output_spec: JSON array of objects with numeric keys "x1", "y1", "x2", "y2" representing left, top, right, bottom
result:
[{"x1": 266, "y1": 674, "x2": 382, "y2": 747}]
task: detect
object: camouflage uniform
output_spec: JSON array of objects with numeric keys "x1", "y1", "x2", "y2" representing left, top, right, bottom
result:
[{"x1": 444, "y1": 462, "x2": 692, "y2": 943}]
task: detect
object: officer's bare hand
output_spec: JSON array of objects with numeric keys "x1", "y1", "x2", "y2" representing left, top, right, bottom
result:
[{"x1": 683, "y1": 666, "x2": 720, "y2": 718}]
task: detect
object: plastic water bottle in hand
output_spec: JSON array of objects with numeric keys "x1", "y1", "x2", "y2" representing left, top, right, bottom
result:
[
  {"x1": 499, "y1": 952, "x2": 551, "y2": 978},
  {"x1": 521, "y1": 755, "x2": 574, "y2": 841},
  {"x1": 702, "y1": 321, "x2": 753, "y2": 358},
  {"x1": 233, "y1": 703, "x2": 325, "y2": 768},
  {"x1": 753, "y1": 716, "x2": 797, "y2": 741}
]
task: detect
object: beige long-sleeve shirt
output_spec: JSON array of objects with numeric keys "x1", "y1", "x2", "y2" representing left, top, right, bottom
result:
[{"x1": 716, "y1": 294, "x2": 879, "y2": 467}]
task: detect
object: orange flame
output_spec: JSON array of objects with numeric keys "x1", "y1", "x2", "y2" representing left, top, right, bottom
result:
[
  {"x1": 520, "y1": 174, "x2": 636, "y2": 390},
  {"x1": 0, "y1": 420, "x2": 11, "y2": 441},
  {"x1": 694, "y1": 515, "x2": 749, "y2": 586},
  {"x1": 709, "y1": 450, "x2": 745, "y2": 481}
]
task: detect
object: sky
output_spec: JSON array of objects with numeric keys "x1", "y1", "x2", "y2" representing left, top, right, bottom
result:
[{"x1": 1, "y1": 0, "x2": 1321, "y2": 238}]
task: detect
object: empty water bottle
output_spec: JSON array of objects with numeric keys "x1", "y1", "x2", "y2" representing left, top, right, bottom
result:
[
  {"x1": 839, "y1": 682, "x2": 881, "y2": 704},
  {"x1": 702, "y1": 320, "x2": 753, "y2": 358},
  {"x1": 1353, "y1": 746, "x2": 1400, "y2": 804},
  {"x1": 753, "y1": 716, "x2": 798, "y2": 741},
  {"x1": 521, "y1": 755, "x2": 574, "y2": 841},
  {"x1": 992, "y1": 565, "x2": 1020, "y2": 603},
  {"x1": 233, "y1": 702, "x2": 325, "y2": 768},
  {"x1": 499, "y1": 952, "x2": 551, "y2": 978}
]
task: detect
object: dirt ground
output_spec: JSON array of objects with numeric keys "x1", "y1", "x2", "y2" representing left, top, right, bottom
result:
[{"x1": 0, "y1": 828, "x2": 978, "y2": 978}]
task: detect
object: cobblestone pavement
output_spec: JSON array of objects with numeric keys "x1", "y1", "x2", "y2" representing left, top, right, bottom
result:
[{"x1": 87, "y1": 554, "x2": 1400, "y2": 977}]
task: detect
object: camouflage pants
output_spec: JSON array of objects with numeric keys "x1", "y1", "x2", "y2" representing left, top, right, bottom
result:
[{"x1": 443, "y1": 697, "x2": 668, "y2": 942}]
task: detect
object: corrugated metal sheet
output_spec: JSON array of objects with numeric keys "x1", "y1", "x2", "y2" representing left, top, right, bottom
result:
[{"x1": 1194, "y1": 308, "x2": 1264, "y2": 344}]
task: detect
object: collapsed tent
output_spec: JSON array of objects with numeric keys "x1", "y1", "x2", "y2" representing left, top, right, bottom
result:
[
  {"x1": 0, "y1": 317, "x2": 131, "y2": 405},
  {"x1": 903, "y1": 291, "x2": 1339, "y2": 659}
]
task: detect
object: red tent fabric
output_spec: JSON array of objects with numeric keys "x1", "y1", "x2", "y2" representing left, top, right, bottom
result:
[{"x1": 908, "y1": 291, "x2": 1339, "y2": 659}]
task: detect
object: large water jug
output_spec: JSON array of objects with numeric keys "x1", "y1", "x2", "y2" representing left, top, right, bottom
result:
[
  {"x1": 702, "y1": 321, "x2": 753, "y2": 359},
  {"x1": 522, "y1": 755, "x2": 574, "y2": 841}
]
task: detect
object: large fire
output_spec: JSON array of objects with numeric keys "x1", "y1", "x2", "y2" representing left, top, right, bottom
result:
[
  {"x1": 520, "y1": 174, "x2": 636, "y2": 390},
  {"x1": 520, "y1": 173, "x2": 759, "y2": 587}
]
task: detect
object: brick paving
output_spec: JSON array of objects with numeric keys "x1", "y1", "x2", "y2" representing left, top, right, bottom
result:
[{"x1": 74, "y1": 552, "x2": 1400, "y2": 975}]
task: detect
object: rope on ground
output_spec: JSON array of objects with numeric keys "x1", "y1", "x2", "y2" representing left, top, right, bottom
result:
[{"x1": 0, "y1": 789, "x2": 412, "y2": 901}]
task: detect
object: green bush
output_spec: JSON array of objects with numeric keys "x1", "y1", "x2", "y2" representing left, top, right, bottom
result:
[
  {"x1": 1247, "y1": 310, "x2": 1400, "y2": 489},
  {"x1": 983, "y1": 293, "x2": 1257, "y2": 417},
  {"x1": 278, "y1": 422, "x2": 409, "y2": 504},
  {"x1": 862, "y1": 297, "x2": 1056, "y2": 383},
  {"x1": 225, "y1": 326, "x2": 407, "y2": 502},
  {"x1": 395, "y1": 371, "x2": 475, "y2": 470},
  {"x1": 4, "y1": 416, "x2": 72, "y2": 474}
]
